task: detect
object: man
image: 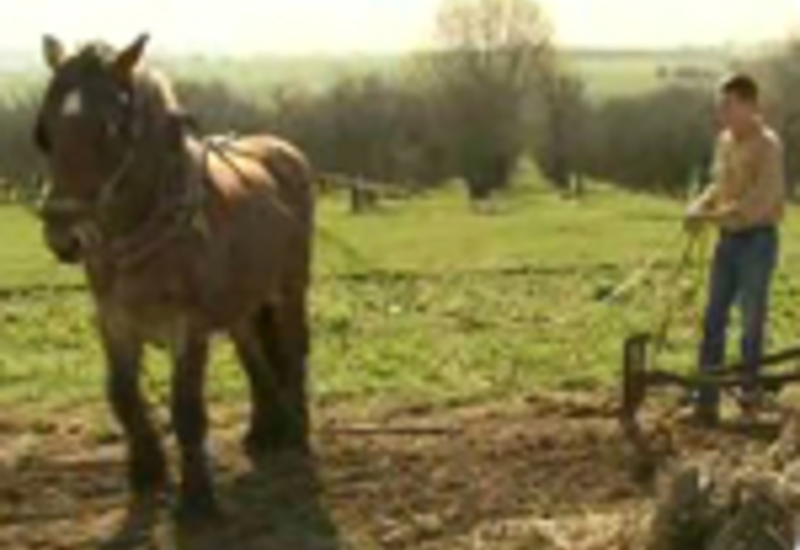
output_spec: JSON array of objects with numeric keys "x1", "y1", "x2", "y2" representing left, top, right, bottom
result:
[{"x1": 686, "y1": 73, "x2": 786, "y2": 425}]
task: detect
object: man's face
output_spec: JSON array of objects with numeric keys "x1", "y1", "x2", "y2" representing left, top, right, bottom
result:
[{"x1": 717, "y1": 92, "x2": 756, "y2": 134}]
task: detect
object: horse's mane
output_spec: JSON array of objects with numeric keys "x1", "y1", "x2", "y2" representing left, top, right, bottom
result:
[
  {"x1": 134, "y1": 67, "x2": 183, "y2": 115},
  {"x1": 73, "y1": 41, "x2": 117, "y2": 65}
]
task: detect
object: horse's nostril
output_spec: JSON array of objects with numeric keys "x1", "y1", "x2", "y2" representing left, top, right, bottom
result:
[{"x1": 44, "y1": 224, "x2": 82, "y2": 264}]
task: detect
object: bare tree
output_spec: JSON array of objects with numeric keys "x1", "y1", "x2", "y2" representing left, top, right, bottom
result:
[
  {"x1": 536, "y1": 71, "x2": 588, "y2": 195},
  {"x1": 427, "y1": 0, "x2": 556, "y2": 201}
]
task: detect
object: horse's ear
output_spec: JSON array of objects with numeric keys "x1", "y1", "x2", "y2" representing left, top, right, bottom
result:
[
  {"x1": 42, "y1": 35, "x2": 66, "y2": 71},
  {"x1": 113, "y1": 33, "x2": 149, "y2": 79}
]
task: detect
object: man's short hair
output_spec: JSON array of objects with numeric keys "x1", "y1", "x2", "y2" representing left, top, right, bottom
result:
[{"x1": 720, "y1": 73, "x2": 759, "y2": 103}]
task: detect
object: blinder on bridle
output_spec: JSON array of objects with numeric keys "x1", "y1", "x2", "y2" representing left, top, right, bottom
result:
[
  {"x1": 37, "y1": 93, "x2": 139, "y2": 211},
  {"x1": 34, "y1": 65, "x2": 139, "y2": 151},
  {"x1": 33, "y1": 115, "x2": 50, "y2": 154}
]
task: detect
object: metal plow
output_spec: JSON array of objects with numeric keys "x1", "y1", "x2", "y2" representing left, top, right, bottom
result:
[{"x1": 620, "y1": 332, "x2": 800, "y2": 438}]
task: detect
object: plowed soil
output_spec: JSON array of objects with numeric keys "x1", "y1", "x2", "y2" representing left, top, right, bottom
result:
[{"x1": 0, "y1": 394, "x2": 782, "y2": 550}]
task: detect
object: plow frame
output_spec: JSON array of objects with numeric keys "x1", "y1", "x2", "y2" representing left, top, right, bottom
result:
[{"x1": 620, "y1": 332, "x2": 800, "y2": 435}]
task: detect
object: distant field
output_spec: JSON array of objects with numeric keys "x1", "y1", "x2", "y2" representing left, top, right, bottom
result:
[
  {"x1": 4, "y1": 182, "x2": 800, "y2": 414},
  {"x1": 160, "y1": 48, "x2": 730, "y2": 100},
  {"x1": 161, "y1": 47, "x2": 731, "y2": 100},
  {"x1": 0, "y1": 47, "x2": 732, "y2": 102},
  {"x1": 567, "y1": 48, "x2": 730, "y2": 99}
]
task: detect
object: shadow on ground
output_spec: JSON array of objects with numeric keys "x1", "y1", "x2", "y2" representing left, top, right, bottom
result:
[{"x1": 102, "y1": 452, "x2": 340, "y2": 550}]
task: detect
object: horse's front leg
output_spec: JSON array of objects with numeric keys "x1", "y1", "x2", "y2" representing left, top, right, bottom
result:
[
  {"x1": 99, "y1": 318, "x2": 169, "y2": 501},
  {"x1": 170, "y1": 327, "x2": 218, "y2": 520}
]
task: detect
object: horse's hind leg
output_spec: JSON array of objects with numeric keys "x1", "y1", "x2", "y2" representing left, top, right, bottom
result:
[
  {"x1": 251, "y1": 293, "x2": 311, "y2": 454},
  {"x1": 231, "y1": 316, "x2": 282, "y2": 459},
  {"x1": 99, "y1": 319, "x2": 169, "y2": 500},
  {"x1": 170, "y1": 329, "x2": 217, "y2": 520}
]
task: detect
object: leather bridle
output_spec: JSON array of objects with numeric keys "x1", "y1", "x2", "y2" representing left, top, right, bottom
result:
[{"x1": 38, "y1": 85, "x2": 208, "y2": 271}]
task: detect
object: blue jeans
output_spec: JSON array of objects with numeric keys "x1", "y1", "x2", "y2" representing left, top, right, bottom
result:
[{"x1": 697, "y1": 226, "x2": 779, "y2": 407}]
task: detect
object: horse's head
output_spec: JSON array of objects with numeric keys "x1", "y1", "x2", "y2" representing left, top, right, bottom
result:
[{"x1": 34, "y1": 34, "x2": 149, "y2": 263}]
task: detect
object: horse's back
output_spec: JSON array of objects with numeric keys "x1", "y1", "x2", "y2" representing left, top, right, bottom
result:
[
  {"x1": 203, "y1": 134, "x2": 314, "y2": 223},
  {"x1": 197, "y1": 133, "x2": 314, "y2": 307}
]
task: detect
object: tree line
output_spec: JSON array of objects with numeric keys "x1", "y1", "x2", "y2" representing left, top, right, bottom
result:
[{"x1": 0, "y1": 0, "x2": 798, "y2": 203}]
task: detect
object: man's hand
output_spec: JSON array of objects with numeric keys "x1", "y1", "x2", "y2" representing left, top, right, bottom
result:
[{"x1": 684, "y1": 204, "x2": 711, "y2": 234}]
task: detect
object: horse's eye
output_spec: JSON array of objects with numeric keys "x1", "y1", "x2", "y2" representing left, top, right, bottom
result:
[
  {"x1": 118, "y1": 91, "x2": 132, "y2": 109},
  {"x1": 34, "y1": 120, "x2": 51, "y2": 153},
  {"x1": 106, "y1": 120, "x2": 119, "y2": 139}
]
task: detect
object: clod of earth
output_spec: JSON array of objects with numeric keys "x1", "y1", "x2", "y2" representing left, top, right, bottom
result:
[{"x1": 646, "y1": 464, "x2": 797, "y2": 550}]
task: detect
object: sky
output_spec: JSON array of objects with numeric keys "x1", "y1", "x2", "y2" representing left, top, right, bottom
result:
[{"x1": 4, "y1": 0, "x2": 800, "y2": 56}]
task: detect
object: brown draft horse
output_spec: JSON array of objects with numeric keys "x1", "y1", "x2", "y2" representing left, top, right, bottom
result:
[{"x1": 33, "y1": 34, "x2": 315, "y2": 520}]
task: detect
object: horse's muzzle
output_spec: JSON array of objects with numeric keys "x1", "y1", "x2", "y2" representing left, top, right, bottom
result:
[
  {"x1": 40, "y1": 196, "x2": 99, "y2": 264},
  {"x1": 43, "y1": 223, "x2": 82, "y2": 264}
]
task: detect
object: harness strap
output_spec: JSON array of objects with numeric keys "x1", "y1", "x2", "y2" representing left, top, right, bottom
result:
[{"x1": 108, "y1": 144, "x2": 209, "y2": 272}]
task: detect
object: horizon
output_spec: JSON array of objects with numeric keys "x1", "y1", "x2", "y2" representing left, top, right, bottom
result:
[{"x1": 0, "y1": 0, "x2": 796, "y2": 60}]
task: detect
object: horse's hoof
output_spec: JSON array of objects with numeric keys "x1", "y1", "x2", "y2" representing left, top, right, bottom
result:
[
  {"x1": 129, "y1": 484, "x2": 173, "y2": 516},
  {"x1": 244, "y1": 440, "x2": 308, "y2": 467},
  {"x1": 130, "y1": 456, "x2": 171, "y2": 498},
  {"x1": 244, "y1": 427, "x2": 310, "y2": 460},
  {"x1": 130, "y1": 491, "x2": 170, "y2": 515},
  {"x1": 173, "y1": 494, "x2": 223, "y2": 528}
]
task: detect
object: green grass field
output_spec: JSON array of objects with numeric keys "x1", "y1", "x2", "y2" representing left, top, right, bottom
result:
[{"x1": 3, "y1": 182, "x2": 800, "y2": 415}]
